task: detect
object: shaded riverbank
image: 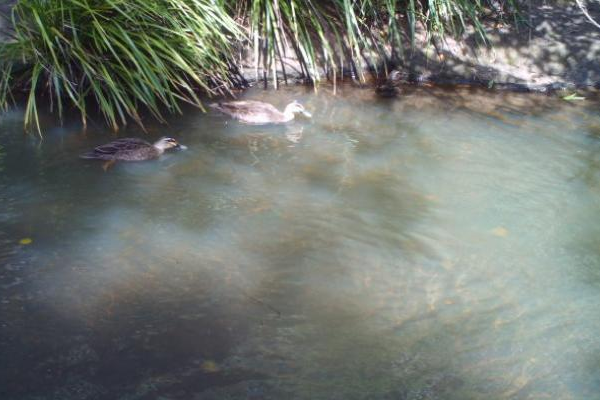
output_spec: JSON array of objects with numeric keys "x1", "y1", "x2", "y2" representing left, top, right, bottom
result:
[
  {"x1": 2, "y1": 1, "x2": 600, "y2": 93},
  {"x1": 237, "y1": 1, "x2": 600, "y2": 91}
]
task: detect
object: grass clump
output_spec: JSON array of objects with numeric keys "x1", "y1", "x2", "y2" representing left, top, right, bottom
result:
[{"x1": 0, "y1": 0, "x2": 241, "y2": 133}]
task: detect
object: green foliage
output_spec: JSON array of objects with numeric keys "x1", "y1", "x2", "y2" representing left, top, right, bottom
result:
[
  {"x1": 0, "y1": 0, "x2": 241, "y2": 132},
  {"x1": 0, "y1": 0, "x2": 518, "y2": 132}
]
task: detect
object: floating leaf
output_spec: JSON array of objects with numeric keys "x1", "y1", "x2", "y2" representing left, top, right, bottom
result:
[
  {"x1": 441, "y1": 259, "x2": 454, "y2": 270},
  {"x1": 562, "y1": 93, "x2": 585, "y2": 101},
  {"x1": 19, "y1": 238, "x2": 33, "y2": 245},
  {"x1": 491, "y1": 227, "x2": 508, "y2": 237},
  {"x1": 201, "y1": 360, "x2": 219, "y2": 373}
]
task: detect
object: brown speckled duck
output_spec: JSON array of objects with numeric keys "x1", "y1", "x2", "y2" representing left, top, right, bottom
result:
[
  {"x1": 80, "y1": 137, "x2": 186, "y2": 169},
  {"x1": 210, "y1": 100, "x2": 312, "y2": 124},
  {"x1": 375, "y1": 70, "x2": 402, "y2": 98}
]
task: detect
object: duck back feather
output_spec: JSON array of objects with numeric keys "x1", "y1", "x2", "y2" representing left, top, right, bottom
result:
[
  {"x1": 210, "y1": 100, "x2": 288, "y2": 124},
  {"x1": 79, "y1": 138, "x2": 159, "y2": 161}
]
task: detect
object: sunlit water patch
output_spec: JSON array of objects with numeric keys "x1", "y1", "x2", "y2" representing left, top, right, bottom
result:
[{"x1": 1, "y1": 86, "x2": 600, "y2": 399}]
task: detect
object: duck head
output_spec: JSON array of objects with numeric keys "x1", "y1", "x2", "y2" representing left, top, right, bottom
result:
[
  {"x1": 154, "y1": 137, "x2": 187, "y2": 151},
  {"x1": 284, "y1": 101, "x2": 312, "y2": 119}
]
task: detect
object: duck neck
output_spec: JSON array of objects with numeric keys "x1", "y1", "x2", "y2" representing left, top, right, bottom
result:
[
  {"x1": 282, "y1": 106, "x2": 296, "y2": 122},
  {"x1": 153, "y1": 142, "x2": 167, "y2": 155}
]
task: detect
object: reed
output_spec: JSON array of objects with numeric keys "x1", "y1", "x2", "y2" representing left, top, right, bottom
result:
[
  {"x1": 0, "y1": 0, "x2": 241, "y2": 133},
  {"x1": 235, "y1": 0, "x2": 518, "y2": 84}
]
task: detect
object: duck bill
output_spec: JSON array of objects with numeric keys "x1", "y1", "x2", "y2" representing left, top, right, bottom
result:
[
  {"x1": 301, "y1": 110, "x2": 312, "y2": 118},
  {"x1": 176, "y1": 144, "x2": 188, "y2": 150}
]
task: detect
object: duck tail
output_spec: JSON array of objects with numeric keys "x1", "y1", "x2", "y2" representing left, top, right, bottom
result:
[{"x1": 79, "y1": 151, "x2": 97, "y2": 159}]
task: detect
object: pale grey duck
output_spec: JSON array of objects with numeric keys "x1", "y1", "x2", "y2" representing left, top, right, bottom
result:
[{"x1": 210, "y1": 100, "x2": 312, "y2": 124}]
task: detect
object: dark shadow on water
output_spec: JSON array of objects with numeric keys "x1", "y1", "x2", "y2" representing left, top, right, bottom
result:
[
  {"x1": 0, "y1": 281, "x2": 268, "y2": 399},
  {"x1": 0, "y1": 216, "x2": 282, "y2": 400}
]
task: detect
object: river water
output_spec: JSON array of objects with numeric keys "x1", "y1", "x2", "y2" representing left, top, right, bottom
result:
[{"x1": 1, "y1": 85, "x2": 600, "y2": 399}]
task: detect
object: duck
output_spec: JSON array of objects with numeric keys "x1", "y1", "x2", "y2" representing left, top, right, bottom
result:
[
  {"x1": 80, "y1": 137, "x2": 186, "y2": 169},
  {"x1": 375, "y1": 70, "x2": 403, "y2": 98},
  {"x1": 210, "y1": 100, "x2": 312, "y2": 124}
]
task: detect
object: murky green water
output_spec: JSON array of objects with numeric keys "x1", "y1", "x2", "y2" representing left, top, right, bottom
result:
[{"x1": 1, "y1": 85, "x2": 600, "y2": 399}]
